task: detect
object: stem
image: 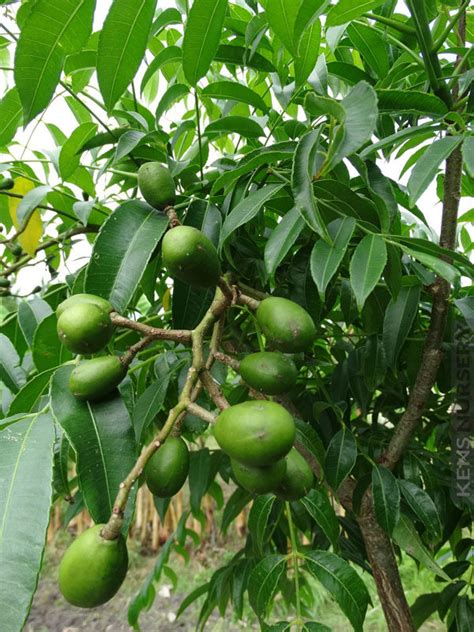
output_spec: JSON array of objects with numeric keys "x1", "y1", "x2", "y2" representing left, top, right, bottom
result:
[
  {"x1": 187, "y1": 402, "x2": 217, "y2": 424},
  {"x1": 213, "y1": 351, "x2": 241, "y2": 372},
  {"x1": 200, "y1": 370, "x2": 230, "y2": 410},
  {"x1": 286, "y1": 503, "x2": 302, "y2": 629},
  {"x1": 364, "y1": 12, "x2": 416, "y2": 35},
  {"x1": 110, "y1": 312, "x2": 192, "y2": 344},
  {"x1": 101, "y1": 286, "x2": 232, "y2": 540},
  {"x1": 0, "y1": 191, "x2": 77, "y2": 222},
  {"x1": 432, "y1": 0, "x2": 469, "y2": 52}
]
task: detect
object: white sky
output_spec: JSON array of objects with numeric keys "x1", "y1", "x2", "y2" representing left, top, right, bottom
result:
[{"x1": 0, "y1": 0, "x2": 471, "y2": 295}]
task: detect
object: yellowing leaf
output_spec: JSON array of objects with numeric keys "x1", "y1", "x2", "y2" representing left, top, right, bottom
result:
[{"x1": 8, "y1": 177, "x2": 42, "y2": 256}]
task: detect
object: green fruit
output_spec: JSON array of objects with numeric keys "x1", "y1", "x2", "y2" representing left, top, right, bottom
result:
[
  {"x1": 214, "y1": 400, "x2": 295, "y2": 467},
  {"x1": 231, "y1": 457, "x2": 286, "y2": 494},
  {"x1": 274, "y1": 448, "x2": 313, "y2": 501},
  {"x1": 56, "y1": 293, "x2": 113, "y2": 318},
  {"x1": 58, "y1": 525, "x2": 128, "y2": 608},
  {"x1": 57, "y1": 303, "x2": 114, "y2": 354},
  {"x1": 145, "y1": 436, "x2": 190, "y2": 498},
  {"x1": 240, "y1": 351, "x2": 298, "y2": 395},
  {"x1": 256, "y1": 297, "x2": 316, "y2": 353},
  {"x1": 69, "y1": 356, "x2": 127, "y2": 401},
  {"x1": 138, "y1": 162, "x2": 176, "y2": 210},
  {"x1": 9, "y1": 243, "x2": 23, "y2": 256},
  {"x1": 0, "y1": 177, "x2": 14, "y2": 190},
  {"x1": 162, "y1": 225, "x2": 221, "y2": 287}
]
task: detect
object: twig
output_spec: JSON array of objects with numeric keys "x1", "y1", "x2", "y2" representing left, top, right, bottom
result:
[
  {"x1": 186, "y1": 403, "x2": 217, "y2": 424},
  {"x1": 110, "y1": 312, "x2": 192, "y2": 344},
  {"x1": 200, "y1": 370, "x2": 230, "y2": 410},
  {"x1": 213, "y1": 350, "x2": 240, "y2": 372}
]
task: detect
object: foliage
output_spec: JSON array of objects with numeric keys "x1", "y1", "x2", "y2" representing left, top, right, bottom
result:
[{"x1": 0, "y1": 1, "x2": 473, "y2": 631}]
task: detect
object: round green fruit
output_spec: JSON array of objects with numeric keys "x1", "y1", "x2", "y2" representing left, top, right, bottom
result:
[
  {"x1": 162, "y1": 225, "x2": 221, "y2": 288},
  {"x1": 275, "y1": 448, "x2": 313, "y2": 501},
  {"x1": 138, "y1": 162, "x2": 176, "y2": 210},
  {"x1": 57, "y1": 303, "x2": 114, "y2": 354},
  {"x1": 69, "y1": 356, "x2": 127, "y2": 401},
  {"x1": 56, "y1": 293, "x2": 113, "y2": 318},
  {"x1": 240, "y1": 351, "x2": 298, "y2": 395},
  {"x1": 58, "y1": 525, "x2": 128, "y2": 608},
  {"x1": 231, "y1": 457, "x2": 286, "y2": 494},
  {"x1": 256, "y1": 297, "x2": 316, "y2": 353},
  {"x1": 145, "y1": 436, "x2": 190, "y2": 498},
  {"x1": 214, "y1": 400, "x2": 295, "y2": 467}
]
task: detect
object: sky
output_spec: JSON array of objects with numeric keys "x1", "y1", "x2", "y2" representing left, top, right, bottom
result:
[{"x1": 0, "y1": 0, "x2": 472, "y2": 295}]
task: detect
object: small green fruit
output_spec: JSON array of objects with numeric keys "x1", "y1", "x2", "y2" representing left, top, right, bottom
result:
[
  {"x1": 59, "y1": 525, "x2": 128, "y2": 608},
  {"x1": 274, "y1": 448, "x2": 313, "y2": 501},
  {"x1": 231, "y1": 458, "x2": 286, "y2": 494},
  {"x1": 138, "y1": 162, "x2": 176, "y2": 210},
  {"x1": 69, "y1": 356, "x2": 127, "y2": 401},
  {"x1": 240, "y1": 351, "x2": 298, "y2": 395},
  {"x1": 56, "y1": 293, "x2": 113, "y2": 318},
  {"x1": 214, "y1": 400, "x2": 295, "y2": 467},
  {"x1": 162, "y1": 225, "x2": 221, "y2": 287},
  {"x1": 57, "y1": 303, "x2": 114, "y2": 354},
  {"x1": 145, "y1": 436, "x2": 190, "y2": 498},
  {"x1": 256, "y1": 297, "x2": 316, "y2": 353}
]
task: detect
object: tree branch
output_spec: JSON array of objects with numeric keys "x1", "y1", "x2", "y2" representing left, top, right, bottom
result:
[{"x1": 110, "y1": 312, "x2": 192, "y2": 344}]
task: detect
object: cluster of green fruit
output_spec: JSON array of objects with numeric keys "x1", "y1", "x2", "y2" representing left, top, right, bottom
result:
[{"x1": 57, "y1": 162, "x2": 318, "y2": 610}]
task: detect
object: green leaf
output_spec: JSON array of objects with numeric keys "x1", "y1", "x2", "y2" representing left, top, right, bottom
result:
[
  {"x1": 221, "y1": 487, "x2": 252, "y2": 533},
  {"x1": 347, "y1": 22, "x2": 389, "y2": 78},
  {"x1": 248, "y1": 494, "x2": 277, "y2": 555},
  {"x1": 292, "y1": 129, "x2": 330, "y2": 241},
  {"x1": 16, "y1": 185, "x2": 51, "y2": 230},
  {"x1": 382, "y1": 282, "x2": 421, "y2": 366},
  {"x1": 455, "y1": 296, "x2": 474, "y2": 332},
  {"x1": 18, "y1": 297, "x2": 52, "y2": 345},
  {"x1": 456, "y1": 596, "x2": 474, "y2": 632},
  {"x1": 325, "y1": 81, "x2": 378, "y2": 173},
  {"x1": 303, "y1": 550, "x2": 370, "y2": 632},
  {"x1": 32, "y1": 313, "x2": 73, "y2": 372},
  {"x1": 0, "y1": 88, "x2": 22, "y2": 146},
  {"x1": 324, "y1": 426, "x2": 357, "y2": 491},
  {"x1": 295, "y1": 18, "x2": 321, "y2": 88},
  {"x1": 215, "y1": 44, "x2": 275, "y2": 73},
  {"x1": 408, "y1": 136, "x2": 462, "y2": 206},
  {"x1": 248, "y1": 554, "x2": 287, "y2": 618},
  {"x1": 0, "y1": 413, "x2": 55, "y2": 632},
  {"x1": 372, "y1": 465, "x2": 400, "y2": 535},
  {"x1": 132, "y1": 375, "x2": 170, "y2": 443},
  {"x1": 140, "y1": 46, "x2": 182, "y2": 94},
  {"x1": 14, "y1": 0, "x2": 95, "y2": 123},
  {"x1": 58, "y1": 122, "x2": 97, "y2": 179},
  {"x1": 377, "y1": 90, "x2": 449, "y2": 116},
  {"x1": 220, "y1": 184, "x2": 284, "y2": 247},
  {"x1": 189, "y1": 449, "x2": 219, "y2": 516},
  {"x1": 201, "y1": 80, "x2": 268, "y2": 113},
  {"x1": 50, "y1": 366, "x2": 137, "y2": 523},
  {"x1": 310, "y1": 217, "x2": 355, "y2": 298},
  {"x1": 97, "y1": 0, "x2": 157, "y2": 111},
  {"x1": 304, "y1": 92, "x2": 345, "y2": 120},
  {"x1": 0, "y1": 333, "x2": 26, "y2": 393},
  {"x1": 301, "y1": 489, "x2": 340, "y2": 549},
  {"x1": 85, "y1": 200, "x2": 168, "y2": 312},
  {"x1": 392, "y1": 515, "x2": 450, "y2": 580},
  {"x1": 8, "y1": 367, "x2": 57, "y2": 416},
  {"x1": 463, "y1": 136, "x2": 474, "y2": 178},
  {"x1": 326, "y1": 0, "x2": 384, "y2": 27},
  {"x1": 114, "y1": 130, "x2": 145, "y2": 162},
  {"x1": 204, "y1": 115, "x2": 264, "y2": 140},
  {"x1": 264, "y1": 207, "x2": 305, "y2": 276},
  {"x1": 266, "y1": 0, "x2": 302, "y2": 54},
  {"x1": 349, "y1": 234, "x2": 387, "y2": 311},
  {"x1": 156, "y1": 83, "x2": 190, "y2": 123},
  {"x1": 398, "y1": 480, "x2": 442, "y2": 540},
  {"x1": 400, "y1": 246, "x2": 459, "y2": 284},
  {"x1": 182, "y1": 0, "x2": 228, "y2": 85}
]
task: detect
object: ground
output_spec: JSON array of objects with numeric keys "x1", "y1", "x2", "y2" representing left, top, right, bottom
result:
[{"x1": 25, "y1": 530, "x2": 446, "y2": 631}]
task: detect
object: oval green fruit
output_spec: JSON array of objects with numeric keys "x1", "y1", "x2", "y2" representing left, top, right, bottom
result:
[
  {"x1": 231, "y1": 457, "x2": 286, "y2": 494},
  {"x1": 256, "y1": 297, "x2": 316, "y2": 353},
  {"x1": 274, "y1": 448, "x2": 313, "y2": 501},
  {"x1": 59, "y1": 524, "x2": 128, "y2": 608},
  {"x1": 162, "y1": 225, "x2": 221, "y2": 287},
  {"x1": 57, "y1": 303, "x2": 114, "y2": 354},
  {"x1": 214, "y1": 400, "x2": 295, "y2": 467},
  {"x1": 240, "y1": 351, "x2": 298, "y2": 395},
  {"x1": 145, "y1": 436, "x2": 190, "y2": 498},
  {"x1": 138, "y1": 162, "x2": 176, "y2": 210},
  {"x1": 56, "y1": 293, "x2": 113, "y2": 318},
  {"x1": 69, "y1": 356, "x2": 127, "y2": 401}
]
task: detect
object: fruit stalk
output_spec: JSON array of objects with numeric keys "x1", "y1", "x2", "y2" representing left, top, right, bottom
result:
[
  {"x1": 199, "y1": 370, "x2": 230, "y2": 410},
  {"x1": 101, "y1": 287, "x2": 232, "y2": 540},
  {"x1": 109, "y1": 312, "x2": 192, "y2": 343}
]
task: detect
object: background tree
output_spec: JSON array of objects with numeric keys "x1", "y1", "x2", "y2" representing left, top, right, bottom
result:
[{"x1": 0, "y1": 1, "x2": 473, "y2": 631}]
